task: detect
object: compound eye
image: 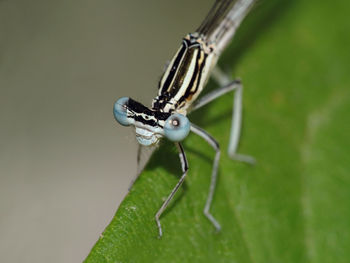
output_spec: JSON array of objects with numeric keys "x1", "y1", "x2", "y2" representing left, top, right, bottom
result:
[
  {"x1": 113, "y1": 97, "x2": 132, "y2": 126},
  {"x1": 164, "y1": 113, "x2": 190, "y2": 142}
]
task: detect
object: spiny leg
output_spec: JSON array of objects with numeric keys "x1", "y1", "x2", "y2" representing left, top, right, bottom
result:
[
  {"x1": 128, "y1": 144, "x2": 158, "y2": 191},
  {"x1": 127, "y1": 145, "x2": 144, "y2": 191},
  {"x1": 155, "y1": 142, "x2": 188, "y2": 238},
  {"x1": 191, "y1": 67, "x2": 255, "y2": 164},
  {"x1": 190, "y1": 124, "x2": 221, "y2": 232}
]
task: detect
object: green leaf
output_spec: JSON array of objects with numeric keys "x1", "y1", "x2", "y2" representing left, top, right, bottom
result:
[{"x1": 85, "y1": 0, "x2": 350, "y2": 262}]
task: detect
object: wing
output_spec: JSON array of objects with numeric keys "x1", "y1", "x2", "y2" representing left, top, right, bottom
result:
[{"x1": 197, "y1": 0, "x2": 256, "y2": 55}]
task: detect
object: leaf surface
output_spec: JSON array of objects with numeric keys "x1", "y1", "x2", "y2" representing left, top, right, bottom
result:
[{"x1": 85, "y1": 0, "x2": 350, "y2": 262}]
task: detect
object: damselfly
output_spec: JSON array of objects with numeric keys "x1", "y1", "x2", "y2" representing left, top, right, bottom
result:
[{"x1": 114, "y1": 0, "x2": 256, "y2": 237}]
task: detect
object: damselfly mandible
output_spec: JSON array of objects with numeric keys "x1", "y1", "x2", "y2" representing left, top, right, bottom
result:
[{"x1": 114, "y1": 0, "x2": 256, "y2": 237}]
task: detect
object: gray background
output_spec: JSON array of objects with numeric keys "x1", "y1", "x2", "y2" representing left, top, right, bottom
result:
[{"x1": 0, "y1": 0, "x2": 212, "y2": 262}]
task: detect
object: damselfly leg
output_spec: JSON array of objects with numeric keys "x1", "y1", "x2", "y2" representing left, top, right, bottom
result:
[
  {"x1": 154, "y1": 68, "x2": 255, "y2": 237},
  {"x1": 155, "y1": 142, "x2": 188, "y2": 238},
  {"x1": 128, "y1": 144, "x2": 159, "y2": 191},
  {"x1": 192, "y1": 67, "x2": 255, "y2": 164},
  {"x1": 190, "y1": 124, "x2": 221, "y2": 231},
  {"x1": 185, "y1": 67, "x2": 255, "y2": 232}
]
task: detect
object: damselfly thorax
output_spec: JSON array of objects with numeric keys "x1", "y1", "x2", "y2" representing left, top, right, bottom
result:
[
  {"x1": 153, "y1": 34, "x2": 217, "y2": 114},
  {"x1": 115, "y1": 33, "x2": 218, "y2": 146}
]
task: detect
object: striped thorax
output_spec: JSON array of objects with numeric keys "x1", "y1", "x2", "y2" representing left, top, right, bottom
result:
[
  {"x1": 153, "y1": 34, "x2": 217, "y2": 114},
  {"x1": 114, "y1": 33, "x2": 217, "y2": 146}
]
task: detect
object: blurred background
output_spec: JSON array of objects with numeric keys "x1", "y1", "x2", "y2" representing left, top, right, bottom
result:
[{"x1": 0, "y1": 0, "x2": 213, "y2": 262}]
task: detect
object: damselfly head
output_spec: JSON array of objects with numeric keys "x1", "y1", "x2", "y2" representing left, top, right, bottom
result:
[
  {"x1": 114, "y1": 97, "x2": 191, "y2": 146},
  {"x1": 135, "y1": 127, "x2": 162, "y2": 146}
]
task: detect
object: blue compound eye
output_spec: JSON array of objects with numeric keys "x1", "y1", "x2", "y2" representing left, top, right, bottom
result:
[
  {"x1": 114, "y1": 97, "x2": 132, "y2": 126},
  {"x1": 164, "y1": 113, "x2": 190, "y2": 142}
]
